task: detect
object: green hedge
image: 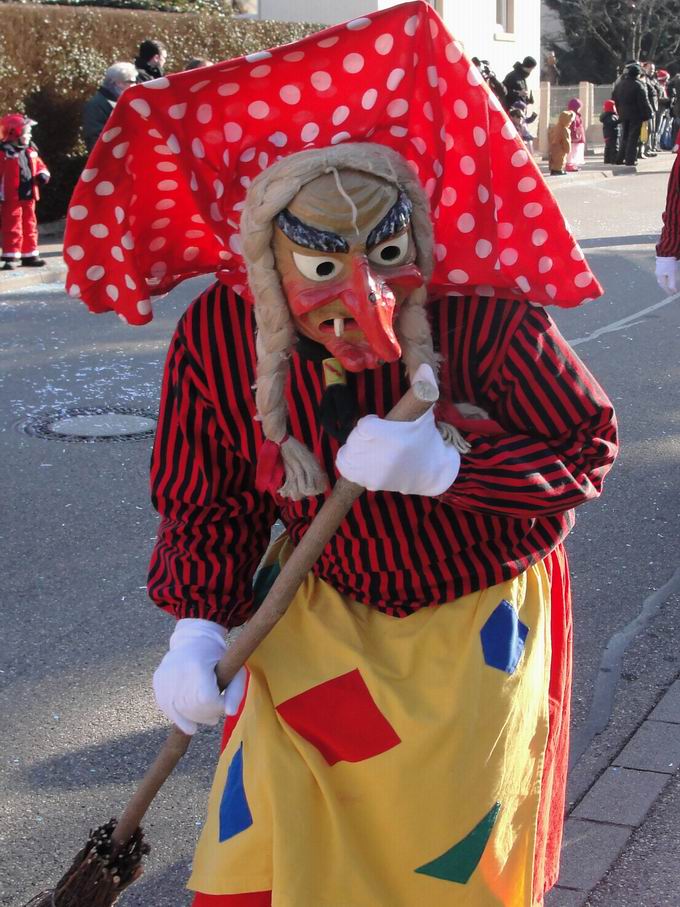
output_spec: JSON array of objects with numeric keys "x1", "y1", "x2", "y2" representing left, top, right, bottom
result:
[{"x1": 0, "y1": 3, "x2": 320, "y2": 220}]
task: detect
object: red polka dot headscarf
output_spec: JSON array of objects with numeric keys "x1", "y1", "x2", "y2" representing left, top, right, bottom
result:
[{"x1": 64, "y1": 0, "x2": 602, "y2": 325}]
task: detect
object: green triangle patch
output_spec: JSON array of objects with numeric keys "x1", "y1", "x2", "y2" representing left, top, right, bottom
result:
[{"x1": 415, "y1": 802, "x2": 501, "y2": 884}]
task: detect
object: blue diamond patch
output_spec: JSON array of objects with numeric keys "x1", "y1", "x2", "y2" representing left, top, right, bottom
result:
[{"x1": 480, "y1": 600, "x2": 529, "y2": 674}]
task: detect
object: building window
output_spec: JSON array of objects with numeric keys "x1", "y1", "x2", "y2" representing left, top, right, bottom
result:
[{"x1": 496, "y1": 0, "x2": 514, "y2": 33}]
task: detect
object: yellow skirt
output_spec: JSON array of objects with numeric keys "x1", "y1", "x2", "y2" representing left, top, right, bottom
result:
[{"x1": 190, "y1": 541, "x2": 551, "y2": 906}]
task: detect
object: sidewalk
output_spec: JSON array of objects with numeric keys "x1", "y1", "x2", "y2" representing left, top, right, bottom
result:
[{"x1": 0, "y1": 218, "x2": 67, "y2": 295}]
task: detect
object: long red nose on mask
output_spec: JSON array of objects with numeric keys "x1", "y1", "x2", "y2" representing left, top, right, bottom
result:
[{"x1": 337, "y1": 258, "x2": 401, "y2": 363}]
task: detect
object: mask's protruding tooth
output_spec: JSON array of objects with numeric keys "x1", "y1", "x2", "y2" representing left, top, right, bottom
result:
[{"x1": 334, "y1": 318, "x2": 344, "y2": 338}]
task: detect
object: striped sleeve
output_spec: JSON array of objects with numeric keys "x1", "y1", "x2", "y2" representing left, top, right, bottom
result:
[
  {"x1": 441, "y1": 306, "x2": 618, "y2": 518},
  {"x1": 147, "y1": 316, "x2": 278, "y2": 628},
  {"x1": 657, "y1": 152, "x2": 680, "y2": 257}
]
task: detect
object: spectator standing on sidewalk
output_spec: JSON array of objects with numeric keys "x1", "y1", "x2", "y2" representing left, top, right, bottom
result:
[
  {"x1": 0, "y1": 114, "x2": 50, "y2": 269},
  {"x1": 135, "y1": 39, "x2": 167, "y2": 82},
  {"x1": 612, "y1": 63, "x2": 654, "y2": 166},
  {"x1": 82, "y1": 62, "x2": 138, "y2": 152},
  {"x1": 641, "y1": 62, "x2": 659, "y2": 155},
  {"x1": 548, "y1": 109, "x2": 574, "y2": 175},
  {"x1": 600, "y1": 100, "x2": 620, "y2": 164},
  {"x1": 565, "y1": 98, "x2": 586, "y2": 171},
  {"x1": 541, "y1": 51, "x2": 560, "y2": 86},
  {"x1": 502, "y1": 56, "x2": 537, "y2": 111}
]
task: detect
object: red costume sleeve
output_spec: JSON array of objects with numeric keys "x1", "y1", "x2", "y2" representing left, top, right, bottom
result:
[
  {"x1": 656, "y1": 152, "x2": 680, "y2": 257},
  {"x1": 147, "y1": 307, "x2": 279, "y2": 627},
  {"x1": 441, "y1": 305, "x2": 618, "y2": 517}
]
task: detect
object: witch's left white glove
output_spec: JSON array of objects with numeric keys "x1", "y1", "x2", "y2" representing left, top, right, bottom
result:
[{"x1": 335, "y1": 365, "x2": 461, "y2": 497}]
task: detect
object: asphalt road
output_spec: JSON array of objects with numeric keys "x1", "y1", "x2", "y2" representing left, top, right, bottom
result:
[{"x1": 1, "y1": 159, "x2": 679, "y2": 906}]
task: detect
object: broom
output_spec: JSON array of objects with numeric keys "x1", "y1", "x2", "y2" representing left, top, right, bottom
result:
[{"x1": 25, "y1": 377, "x2": 438, "y2": 907}]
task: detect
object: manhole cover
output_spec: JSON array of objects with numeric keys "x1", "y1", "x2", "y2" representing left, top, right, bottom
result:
[{"x1": 22, "y1": 407, "x2": 158, "y2": 442}]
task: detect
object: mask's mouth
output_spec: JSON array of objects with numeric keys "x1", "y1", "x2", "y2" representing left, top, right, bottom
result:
[{"x1": 318, "y1": 316, "x2": 360, "y2": 337}]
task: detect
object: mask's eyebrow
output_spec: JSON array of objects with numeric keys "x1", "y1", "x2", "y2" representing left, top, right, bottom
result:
[
  {"x1": 275, "y1": 209, "x2": 349, "y2": 253},
  {"x1": 366, "y1": 192, "x2": 413, "y2": 249}
]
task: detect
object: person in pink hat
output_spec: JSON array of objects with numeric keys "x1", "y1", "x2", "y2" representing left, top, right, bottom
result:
[{"x1": 65, "y1": 3, "x2": 617, "y2": 904}]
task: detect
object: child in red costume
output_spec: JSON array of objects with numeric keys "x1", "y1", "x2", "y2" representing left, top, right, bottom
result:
[{"x1": 0, "y1": 114, "x2": 50, "y2": 269}]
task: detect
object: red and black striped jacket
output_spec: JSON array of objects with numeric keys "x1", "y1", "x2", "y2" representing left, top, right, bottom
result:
[
  {"x1": 147, "y1": 283, "x2": 617, "y2": 627},
  {"x1": 657, "y1": 152, "x2": 680, "y2": 257}
]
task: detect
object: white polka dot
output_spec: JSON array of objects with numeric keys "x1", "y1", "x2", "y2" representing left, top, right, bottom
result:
[
  {"x1": 118, "y1": 313, "x2": 128, "y2": 323},
  {"x1": 574, "y1": 271, "x2": 593, "y2": 287},
  {"x1": 150, "y1": 261, "x2": 168, "y2": 278},
  {"x1": 264, "y1": 131, "x2": 286, "y2": 149},
  {"x1": 258, "y1": 151, "x2": 269, "y2": 169},
  {"x1": 222, "y1": 122, "x2": 242, "y2": 143},
  {"x1": 158, "y1": 180, "x2": 178, "y2": 191},
  {"x1": 411, "y1": 136, "x2": 427, "y2": 155},
  {"x1": 157, "y1": 161, "x2": 177, "y2": 173},
  {"x1": 387, "y1": 68, "x2": 406, "y2": 90},
  {"x1": 280, "y1": 84, "x2": 301, "y2": 105},
  {"x1": 124, "y1": 274, "x2": 137, "y2": 290},
  {"x1": 511, "y1": 149, "x2": 529, "y2": 167},
  {"x1": 454, "y1": 99, "x2": 468, "y2": 119},
  {"x1": 478, "y1": 185, "x2": 490, "y2": 203},
  {"x1": 457, "y1": 213, "x2": 475, "y2": 233},
  {"x1": 183, "y1": 246, "x2": 200, "y2": 261},
  {"x1": 441, "y1": 186, "x2": 457, "y2": 206},
  {"x1": 362, "y1": 88, "x2": 378, "y2": 110},
  {"x1": 86, "y1": 265, "x2": 105, "y2": 281},
  {"x1": 130, "y1": 98, "x2": 151, "y2": 118},
  {"x1": 229, "y1": 234, "x2": 242, "y2": 254},
  {"x1": 190, "y1": 173, "x2": 199, "y2": 191},
  {"x1": 66, "y1": 245, "x2": 84, "y2": 260},
  {"x1": 218, "y1": 250, "x2": 232, "y2": 261},
  {"x1": 571, "y1": 246, "x2": 585, "y2": 261},
  {"x1": 218, "y1": 83, "x2": 239, "y2": 96},
  {"x1": 191, "y1": 138, "x2": 205, "y2": 158},
  {"x1": 250, "y1": 65, "x2": 271, "y2": 79},
  {"x1": 445, "y1": 41, "x2": 463, "y2": 63},
  {"x1": 317, "y1": 36, "x2": 338, "y2": 48},
  {"x1": 475, "y1": 239, "x2": 492, "y2": 258},
  {"x1": 311, "y1": 71, "x2": 332, "y2": 91},
  {"x1": 423, "y1": 101, "x2": 434, "y2": 122},
  {"x1": 390, "y1": 126, "x2": 408, "y2": 138},
  {"x1": 137, "y1": 299, "x2": 152, "y2": 315},
  {"x1": 444, "y1": 133, "x2": 454, "y2": 151},
  {"x1": 154, "y1": 144, "x2": 172, "y2": 155},
  {"x1": 475, "y1": 285, "x2": 494, "y2": 296},
  {"x1": 347, "y1": 15, "x2": 370, "y2": 29},
  {"x1": 501, "y1": 121, "x2": 517, "y2": 140},
  {"x1": 142, "y1": 76, "x2": 170, "y2": 90},
  {"x1": 500, "y1": 248, "x2": 519, "y2": 265},
  {"x1": 424, "y1": 177, "x2": 436, "y2": 199},
  {"x1": 424, "y1": 66, "x2": 437, "y2": 89},
  {"x1": 210, "y1": 203, "x2": 221, "y2": 222},
  {"x1": 148, "y1": 129, "x2": 162, "y2": 138},
  {"x1": 149, "y1": 237, "x2": 166, "y2": 252},
  {"x1": 81, "y1": 168, "x2": 97, "y2": 182},
  {"x1": 168, "y1": 102, "x2": 187, "y2": 119},
  {"x1": 438, "y1": 77, "x2": 448, "y2": 97},
  {"x1": 111, "y1": 246, "x2": 124, "y2": 262},
  {"x1": 106, "y1": 284, "x2": 119, "y2": 301},
  {"x1": 102, "y1": 126, "x2": 121, "y2": 143},
  {"x1": 545, "y1": 284, "x2": 557, "y2": 298},
  {"x1": 531, "y1": 229, "x2": 548, "y2": 246},
  {"x1": 375, "y1": 33, "x2": 394, "y2": 55},
  {"x1": 95, "y1": 181, "x2": 114, "y2": 196},
  {"x1": 284, "y1": 50, "x2": 305, "y2": 61},
  {"x1": 516, "y1": 276, "x2": 531, "y2": 293},
  {"x1": 435, "y1": 243, "x2": 447, "y2": 262},
  {"x1": 404, "y1": 14, "x2": 419, "y2": 35},
  {"x1": 331, "y1": 131, "x2": 351, "y2": 145},
  {"x1": 343, "y1": 53, "x2": 364, "y2": 73},
  {"x1": 472, "y1": 127, "x2": 487, "y2": 147},
  {"x1": 497, "y1": 222, "x2": 513, "y2": 239},
  {"x1": 156, "y1": 197, "x2": 175, "y2": 212},
  {"x1": 387, "y1": 99, "x2": 408, "y2": 117},
  {"x1": 240, "y1": 147, "x2": 256, "y2": 162},
  {"x1": 167, "y1": 135, "x2": 181, "y2": 154},
  {"x1": 90, "y1": 224, "x2": 109, "y2": 238},
  {"x1": 186, "y1": 229, "x2": 205, "y2": 239},
  {"x1": 246, "y1": 51, "x2": 271, "y2": 62},
  {"x1": 433, "y1": 160, "x2": 443, "y2": 178},
  {"x1": 448, "y1": 269, "x2": 469, "y2": 283},
  {"x1": 518, "y1": 177, "x2": 537, "y2": 193},
  {"x1": 538, "y1": 256, "x2": 553, "y2": 273},
  {"x1": 121, "y1": 231, "x2": 135, "y2": 250},
  {"x1": 488, "y1": 93, "x2": 503, "y2": 112},
  {"x1": 332, "y1": 106, "x2": 350, "y2": 126},
  {"x1": 68, "y1": 284, "x2": 80, "y2": 298},
  {"x1": 523, "y1": 203, "x2": 543, "y2": 218},
  {"x1": 460, "y1": 156, "x2": 476, "y2": 175},
  {"x1": 248, "y1": 100, "x2": 270, "y2": 119},
  {"x1": 467, "y1": 65, "x2": 483, "y2": 86},
  {"x1": 152, "y1": 217, "x2": 170, "y2": 229},
  {"x1": 494, "y1": 195, "x2": 504, "y2": 212},
  {"x1": 197, "y1": 104, "x2": 213, "y2": 124}
]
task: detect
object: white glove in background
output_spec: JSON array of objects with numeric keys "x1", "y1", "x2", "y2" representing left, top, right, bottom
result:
[
  {"x1": 655, "y1": 256, "x2": 679, "y2": 293},
  {"x1": 153, "y1": 618, "x2": 247, "y2": 735},
  {"x1": 335, "y1": 365, "x2": 461, "y2": 497}
]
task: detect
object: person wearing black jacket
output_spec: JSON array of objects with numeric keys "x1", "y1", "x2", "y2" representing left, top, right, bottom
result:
[
  {"x1": 135, "y1": 39, "x2": 167, "y2": 82},
  {"x1": 502, "y1": 56, "x2": 537, "y2": 111},
  {"x1": 612, "y1": 63, "x2": 654, "y2": 165}
]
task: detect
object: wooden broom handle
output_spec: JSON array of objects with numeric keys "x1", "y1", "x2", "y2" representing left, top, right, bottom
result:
[{"x1": 112, "y1": 378, "x2": 439, "y2": 847}]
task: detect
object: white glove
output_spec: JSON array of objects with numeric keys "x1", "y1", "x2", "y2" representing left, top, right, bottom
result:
[
  {"x1": 153, "y1": 618, "x2": 247, "y2": 735},
  {"x1": 655, "y1": 256, "x2": 679, "y2": 292},
  {"x1": 335, "y1": 365, "x2": 461, "y2": 496}
]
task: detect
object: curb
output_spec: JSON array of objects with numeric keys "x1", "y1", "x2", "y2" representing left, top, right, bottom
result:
[{"x1": 0, "y1": 261, "x2": 67, "y2": 295}]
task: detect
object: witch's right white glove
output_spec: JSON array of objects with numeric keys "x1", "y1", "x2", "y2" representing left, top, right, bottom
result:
[
  {"x1": 153, "y1": 618, "x2": 247, "y2": 735},
  {"x1": 655, "y1": 256, "x2": 679, "y2": 293}
]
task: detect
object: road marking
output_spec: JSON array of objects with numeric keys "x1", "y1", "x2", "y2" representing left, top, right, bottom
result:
[{"x1": 568, "y1": 292, "x2": 680, "y2": 346}]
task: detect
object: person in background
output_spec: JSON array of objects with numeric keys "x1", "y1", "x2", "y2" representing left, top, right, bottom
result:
[
  {"x1": 502, "y1": 56, "x2": 537, "y2": 111},
  {"x1": 82, "y1": 62, "x2": 138, "y2": 153},
  {"x1": 0, "y1": 114, "x2": 50, "y2": 269},
  {"x1": 641, "y1": 62, "x2": 659, "y2": 156},
  {"x1": 184, "y1": 57, "x2": 213, "y2": 70},
  {"x1": 135, "y1": 39, "x2": 167, "y2": 82},
  {"x1": 541, "y1": 51, "x2": 560, "y2": 86},
  {"x1": 600, "y1": 100, "x2": 620, "y2": 165},
  {"x1": 548, "y1": 109, "x2": 574, "y2": 175},
  {"x1": 565, "y1": 98, "x2": 586, "y2": 171},
  {"x1": 612, "y1": 63, "x2": 654, "y2": 166},
  {"x1": 471, "y1": 57, "x2": 508, "y2": 107},
  {"x1": 509, "y1": 102, "x2": 535, "y2": 155}
]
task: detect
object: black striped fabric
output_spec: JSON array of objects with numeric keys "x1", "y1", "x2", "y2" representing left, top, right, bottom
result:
[
  {"x1": 147, "y1": 283, "x2": 617, "y2": 626},
  {"x1": 657, "y1": 152, "x2": 680, "y2": 256}
]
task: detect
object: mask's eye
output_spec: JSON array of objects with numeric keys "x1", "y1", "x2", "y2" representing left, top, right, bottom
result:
[
  {"x1": 292, "y1": 251, "x2": 342, "y2": 282},
  {"x1": 367, "y1": 231, "x2": 410, "y2": 267}
]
